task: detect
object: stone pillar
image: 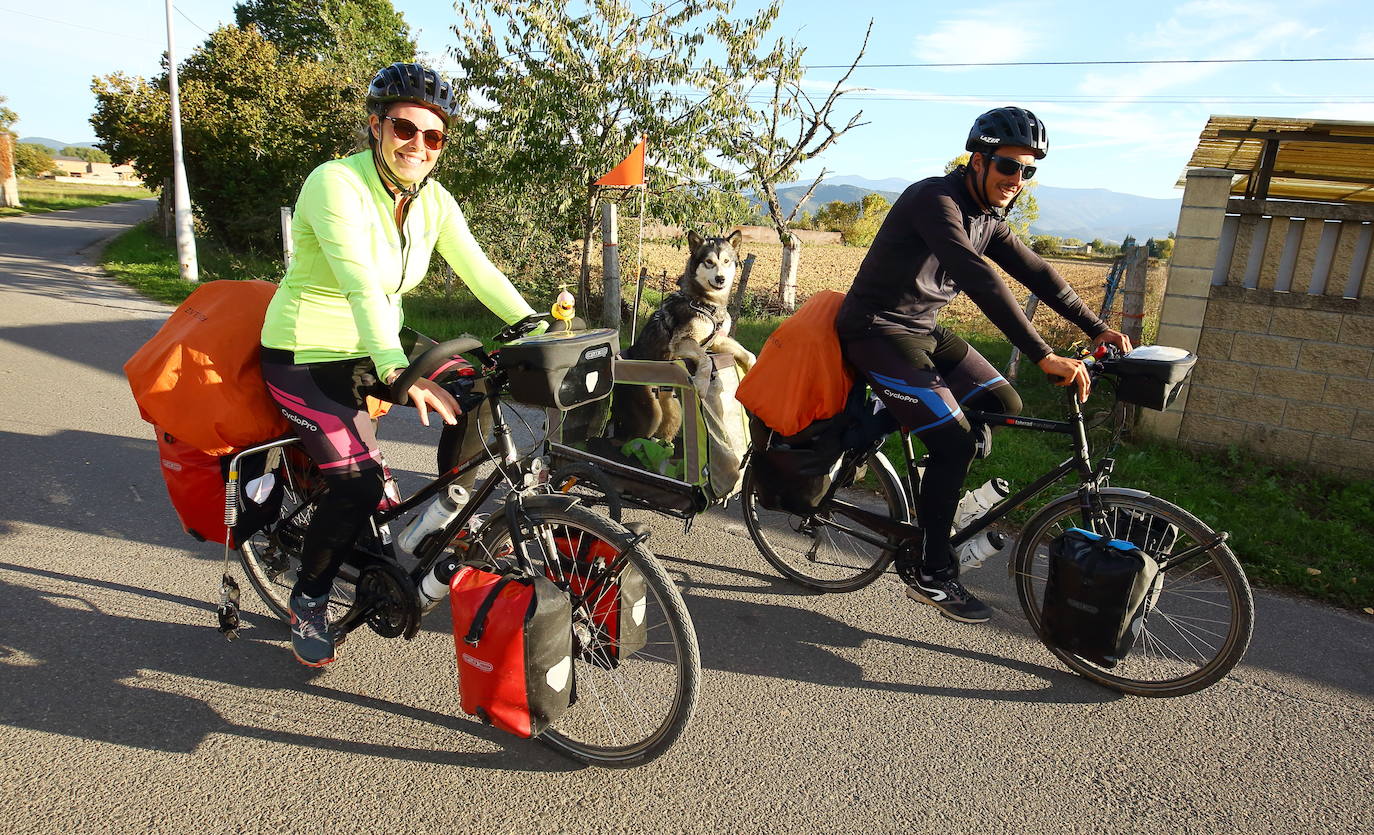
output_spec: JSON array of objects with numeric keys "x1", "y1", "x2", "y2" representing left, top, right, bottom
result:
[{"x1": 1137, "y1": 167, "x2": 1234, "y2": 440}]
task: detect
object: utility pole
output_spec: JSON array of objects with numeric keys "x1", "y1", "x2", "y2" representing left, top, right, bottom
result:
[{"x1": 164, "y1": 0, "x2": 198, "y2": 281}]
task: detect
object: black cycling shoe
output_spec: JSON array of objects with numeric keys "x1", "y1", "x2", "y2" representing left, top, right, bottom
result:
[{"x1": 905, "y1": 575, "x2": 992, "y2": 624}]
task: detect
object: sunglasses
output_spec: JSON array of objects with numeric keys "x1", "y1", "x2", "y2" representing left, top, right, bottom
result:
[
  {"x1": 383, "y1": 116, "x2": 448, "y2": 151},
  {"x1": 986, "y1": 153, "x2": 1037, "y2": 180}
]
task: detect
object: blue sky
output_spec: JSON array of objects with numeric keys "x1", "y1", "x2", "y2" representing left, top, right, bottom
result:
[{"x1": 3, "y1": 0, "x2": 1371, "y2": 199}]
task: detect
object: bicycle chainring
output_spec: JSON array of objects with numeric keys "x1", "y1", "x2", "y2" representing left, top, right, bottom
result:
[{"x1": 355, "y1": 562, "x2": 421, "y2": 640}]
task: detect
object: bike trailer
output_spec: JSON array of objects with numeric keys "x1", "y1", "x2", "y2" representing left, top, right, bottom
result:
[
  {"x1": 552, "y1": 535, "x2": 647, "y2": 669},
  {"x1": 1041, "y1": 527, "x2": 1162, "y2": 669},
  {"x1": 497, "y1": 328, "x2": 617, "y2": 409},
  {"x1": 450, "y1": 565, "x2": 574, "y2": 738},
  {"x1": 547, "y1": 353, "x2": 750, "y2": 516},
  {"x1": 1108, "y1": 345, "x2": 1197, "y2": 411}
]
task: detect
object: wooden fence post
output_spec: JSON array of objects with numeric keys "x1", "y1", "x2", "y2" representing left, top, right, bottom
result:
[
  {"x1": 728, "y1": 253, "x2": 756, "y2": 335},
  {"x1": 1121, "y1": 244, "x2": 1149, "y2": 346},
  {"x1": 600, "y1": 200, "x2": 621, "y2": 330}
]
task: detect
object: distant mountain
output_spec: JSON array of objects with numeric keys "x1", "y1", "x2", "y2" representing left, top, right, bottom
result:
[
  {"x1": 18, "y1": 137, "x2": 99, "y2": 153},
  {"x1": 760, "y1": 175, "x2": 1180, "y2": 244}
]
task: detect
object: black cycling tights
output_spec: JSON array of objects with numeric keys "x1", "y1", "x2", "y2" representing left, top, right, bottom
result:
[{"x1": 844, "y1": 327, "x2": 1022, "y2": 580}]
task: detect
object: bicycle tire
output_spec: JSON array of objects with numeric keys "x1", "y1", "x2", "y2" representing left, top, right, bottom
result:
[
  {"x1": 1012, "y1": 489, "x2": 1254, "y2": 697},
  {"x1": 479, "y1": 497, "x2": 700, "y2": 767},
  {"x1": 741, "y1": 451, "x2": 907, "y2": 592},
  {"x1": 239, "y1": 469, "x2": 357, "y2": 624},
  {"x1": 551, "y1": 462, "x2": 624, "y2": 522}
]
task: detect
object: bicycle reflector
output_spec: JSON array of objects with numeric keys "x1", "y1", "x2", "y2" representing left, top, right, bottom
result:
[{"x1": 217, "y1": 573, "x2": 242, "y2": 640}]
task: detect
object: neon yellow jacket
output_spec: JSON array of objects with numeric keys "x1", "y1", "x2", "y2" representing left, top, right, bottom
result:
[{"x1": 261, "y1": 150, "x2": 535, "y2": 381}]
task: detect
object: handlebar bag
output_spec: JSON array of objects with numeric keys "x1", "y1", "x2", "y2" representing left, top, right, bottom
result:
[
  {"x1": 551, "y1": 535, "x2": 647, "y2": 669},
  {"x1": 1041, "y1": 527, "x2": 1162, "y2": 669},
  {"x1": 1110, "y1": 345, "x2": 1197, "y2": 411},
  {"x1": 735, "y1": 290, "x2": 851, "y2": 436},
  {"x1": 497, "y1": 328, "x2": 617, "y2": 410},
  {"x1": 450, "y1": 566, "x2": 573, "y2": 738}
]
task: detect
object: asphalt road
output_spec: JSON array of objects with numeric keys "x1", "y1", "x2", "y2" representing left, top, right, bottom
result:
[{"x1": 1, "y1": 200, "x2": 1371, "y2": 833}]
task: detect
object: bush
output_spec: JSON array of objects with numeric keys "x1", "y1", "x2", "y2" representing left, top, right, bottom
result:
[{"x1": 1030, "y1": 234, "x2": 1061, "y2": 256}]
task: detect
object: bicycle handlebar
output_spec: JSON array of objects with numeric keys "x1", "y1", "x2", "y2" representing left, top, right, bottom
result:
[{"x1": 386, "y1": 314, "x2": 552, "y2": 406}]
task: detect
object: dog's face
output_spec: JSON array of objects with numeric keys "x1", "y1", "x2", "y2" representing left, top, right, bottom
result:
[{"x1": 682, "y1": 230, "x2": 744, "y2": 303}]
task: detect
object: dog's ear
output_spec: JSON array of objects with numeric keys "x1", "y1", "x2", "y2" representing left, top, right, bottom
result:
[
  {"x1": 687, "y1": 229, "x2": 704, "y2": 251},
  {"x1": 726, "y1": 229, "x2": 743, "y2": 251}
]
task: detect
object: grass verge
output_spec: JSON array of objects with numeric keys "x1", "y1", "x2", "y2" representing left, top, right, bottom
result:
[
  {"x1": 100, "y1": 225, "x2": 1372, "y2": 610},
  {"x1": 1, "y1": 178, "x2": 154, "y2": 217}
]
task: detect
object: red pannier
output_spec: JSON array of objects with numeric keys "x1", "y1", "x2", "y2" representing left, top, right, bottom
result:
[
  {"x1": 450, "y1": 566, "x2": 573, "y2": 738},
  {"x1": 552, "y1": 536, "x2": 647, "y2": 669},
  {"x1": 156, "y1": 426, "x2": 231, "y2": 545}
]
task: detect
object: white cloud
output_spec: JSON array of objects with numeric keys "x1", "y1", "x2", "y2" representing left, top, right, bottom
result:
[{"x1": 910, "y1": 9, "x2": 1048, "y2": 66}]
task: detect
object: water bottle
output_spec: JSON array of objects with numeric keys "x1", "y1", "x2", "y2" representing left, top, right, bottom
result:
[
  {"x1": 957, "y1": 530, "x2": 1007, "y2": 570},
  {"x1": 418, "y1": 556, "x2": 463, "y2": 609},
  {"x1": 397, "y1": 485, "x2": 468, "y2": 554},
  {"x1": 953, "y1": 478, "x2": 1009, "y2": 532}
]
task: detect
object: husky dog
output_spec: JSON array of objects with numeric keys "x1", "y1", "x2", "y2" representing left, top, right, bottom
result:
[{"x1": 616, "y1": 229, "x2": 756, "y2": 441}]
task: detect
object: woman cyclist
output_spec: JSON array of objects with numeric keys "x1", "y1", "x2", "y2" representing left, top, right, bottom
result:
[
  {"x1": 260, "y1": 62, "x2": 544, "y2": 666},
  {"x1": 836, "y1": 107, "x2": 1131, "y2": 624}
]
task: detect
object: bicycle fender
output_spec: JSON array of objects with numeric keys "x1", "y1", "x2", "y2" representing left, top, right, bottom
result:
[
  {"x1": 1008, "y1": 486, "x2": 1154, "y2": 578},
  {"x1": 868, "y1": 451, "x2": 913, "y2": 525}
]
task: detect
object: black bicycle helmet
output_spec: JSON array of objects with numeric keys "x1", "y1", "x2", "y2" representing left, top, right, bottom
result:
[
  {"x1": 966, "y1": 107, "x2": 1048, "y2": 159},
  {"x1": 367, "y1": 62, "x2": 459, "y2": 126}
]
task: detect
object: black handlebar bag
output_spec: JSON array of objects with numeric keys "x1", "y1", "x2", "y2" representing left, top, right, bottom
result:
[
  {"x1": 450, "y1": 566, "x2": 573, "y2": 738},
  {"x1": 1042, "y1": 528, "x2": 1162, "y2": 669}
]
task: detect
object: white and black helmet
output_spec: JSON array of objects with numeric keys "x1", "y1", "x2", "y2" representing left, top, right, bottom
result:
[
  {"x1": 367, "y1": 62, "x2": 459, "y2": 125},
  {"x1": 966, "y1": 107, "x2": 1048, "y2": 159}
]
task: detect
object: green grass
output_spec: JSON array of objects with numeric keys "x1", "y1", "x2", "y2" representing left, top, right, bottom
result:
[
  {"x1": 99, "y1": 223, "x2": 1373, "y2": 610},
  {"x1": 1, "y1": 178, "x2": 154, "y2": 216}
]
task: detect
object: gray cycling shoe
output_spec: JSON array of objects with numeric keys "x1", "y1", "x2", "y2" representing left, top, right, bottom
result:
[{"x1": 289, "y1": 591, "x2": 336, "y2": 667}]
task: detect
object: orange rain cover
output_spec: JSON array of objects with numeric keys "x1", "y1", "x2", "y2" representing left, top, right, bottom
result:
[
  {"x1": 124, "y1": 280, "x2": 289, "y2": 455},
  {"x1": 735, "y1": 290, "x2": 852, "y2": 436}
]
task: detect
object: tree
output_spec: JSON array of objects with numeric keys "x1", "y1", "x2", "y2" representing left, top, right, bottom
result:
[
  {"x1": 14, "y1": 142, "x2": 55, "y2": 177},
  {"x1": 1029, "y1": 234, "x2": 1061, "y2": 256},
  {"x1": 92, "y1": 2, "x2": 414, "y2": 252},
  {"x1": 1090, "y1": 238, "x2": 1105, "y2": 251},
  {"x1": 1121, "y1": 234, "x2": 1138, "y2": 251},
  {"x1": 844, "y1": 192, "x2": 890, "y2": 247},
  {"x1": 233, "y1": 0, "x2": 414, "y2": 73},
  {"x1": 813, "y1": 199, "x2": 859, "y2": 233},
  {"x1": 0, "y1": 96, "x2": 16, "y2": 134},
  {"x1": 448, "y1": 0, "x2": 782, "y2": 303},
  {"x1": 61, "y1": 146, "x2": 111, "y2": 164},
  {"x1": 723, "y1": 21, "x2": 871, "y2": 309},
  {"x1": 943, "y1": 152, "x2": 1038, "y2": 241}
]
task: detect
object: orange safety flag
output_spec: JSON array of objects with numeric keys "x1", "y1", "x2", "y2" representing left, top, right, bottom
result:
[
  {"x1": 734, "y1": 290, "x2": 852, "y2": 436},
  {"x1": 594, "y1": 137, "x2": 646, "y2": 187}
]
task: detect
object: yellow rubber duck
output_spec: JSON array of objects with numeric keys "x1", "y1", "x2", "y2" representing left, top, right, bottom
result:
[{"x1": 551, "y1": 289, "x2": 576, "y2": 331}]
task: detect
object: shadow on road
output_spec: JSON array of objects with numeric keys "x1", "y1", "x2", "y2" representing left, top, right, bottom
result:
[{"x1": 0, "y1": 563, "x2": 580, "y2": 772}]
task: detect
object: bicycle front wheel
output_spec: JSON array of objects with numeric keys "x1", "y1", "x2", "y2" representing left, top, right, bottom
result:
[
  {"x1": 480, "y1": 499, "x2": 700, "y2": 768},
  {"x1": 1012, "y1": 490, "x2": 1254, "y2": 697},
  {"x1": 741, "y1": 451, "x2": 907, "y2": 592}
]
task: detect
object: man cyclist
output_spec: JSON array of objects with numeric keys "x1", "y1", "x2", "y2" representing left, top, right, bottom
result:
[
  {"x1": 260, "y1": 62, "x2": 543, "y2": 666},
  {"x1": 836, "y1": 106, "x2": 1132, "y2": 624}
]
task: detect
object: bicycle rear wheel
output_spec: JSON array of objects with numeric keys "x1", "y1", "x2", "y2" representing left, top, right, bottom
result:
[
  {"x1": 238, "y1": 470, "x2": 356, "y2": 623},
  {"x1": 740, "y1": 451, "x2": 907, "y2": 592},
  {"x1": 1012, "y1": 490, "x2": 1254, "y2": 697},
  {"x1": 479, "y1": 499, "x2": 700, "y2": 767}
]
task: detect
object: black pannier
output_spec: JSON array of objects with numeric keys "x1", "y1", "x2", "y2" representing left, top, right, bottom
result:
[
  {"x1": 748, "y1": 383, "x2": 897, "y2": 516},
  {"x1": 1109, "y1": 345, "x2": 1197, "y2": 411},
  {"x1": 497, "y1": 328, "x2": 617, "y2": 410},
  {"x1": 1041, "y1": 527, "x2": 1162, "y2": 669}
]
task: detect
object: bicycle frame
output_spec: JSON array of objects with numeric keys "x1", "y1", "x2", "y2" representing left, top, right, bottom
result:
[{"x1": 818, "y1": 391, "x2": 1115, "y2": 555}]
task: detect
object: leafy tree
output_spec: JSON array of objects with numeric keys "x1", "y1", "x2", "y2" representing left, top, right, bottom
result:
[
  {"x1": 14, "y1": 142, "x2": 55, "y2": 177},
  {"x1": 0, "y1": 96, "x2": 16, "y2": 135},
  {"x1": 233, "y1": 0, "x2": 413, "y2": 73},
  {"x1": 1029, "y1": 234, "x2": 1061, "y2": 256},
  {"x1": 1089, "y1": 238, "x2": 1105, "y2": 251},
  {"x1": 813, "y1": 199, "x2": 859, "y2": 233},
  {"x1": 844, "y1": 192, "x2": 890, "y2": 247},
  {"x1": 1121, "y1": 233, "x2": 1138, "y2": 251},
  {"x1": 92, "y1": 2, "x2": 414, "y2": 252},
  {"x1": 1156, "y1": 236, "x2": 1175, "y2": 260},
  {"x1": 61, "y1": 146, "x2": 111, "y2": 164},
  {"x1": 447, "y1": 0, "x2": 781, "y2": 302},
  {"x1": 944, "y1": 152, "x2": 1038, "y2": 241}
]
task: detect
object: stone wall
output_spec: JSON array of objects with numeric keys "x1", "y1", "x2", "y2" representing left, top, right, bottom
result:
[{"x1": 1139, "y1": 166, "x2": 1374, "y2": 477}]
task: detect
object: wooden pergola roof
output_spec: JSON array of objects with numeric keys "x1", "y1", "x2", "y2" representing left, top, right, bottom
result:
[{"x1": 1176, "y1": 115, "x2": 1374, "y2": 203}]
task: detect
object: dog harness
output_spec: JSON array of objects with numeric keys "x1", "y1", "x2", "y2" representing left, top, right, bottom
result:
[{"x1": 649, "y1": 292, "x2": 727, "y2": 347}]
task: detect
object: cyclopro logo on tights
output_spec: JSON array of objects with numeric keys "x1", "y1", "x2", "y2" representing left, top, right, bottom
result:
[
  {"x1": 280, "y1": 409, "x2": 320, "y2": 433},
  {"x1": 880, "y1": 388, "x2": 925, "y2": 406}
]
